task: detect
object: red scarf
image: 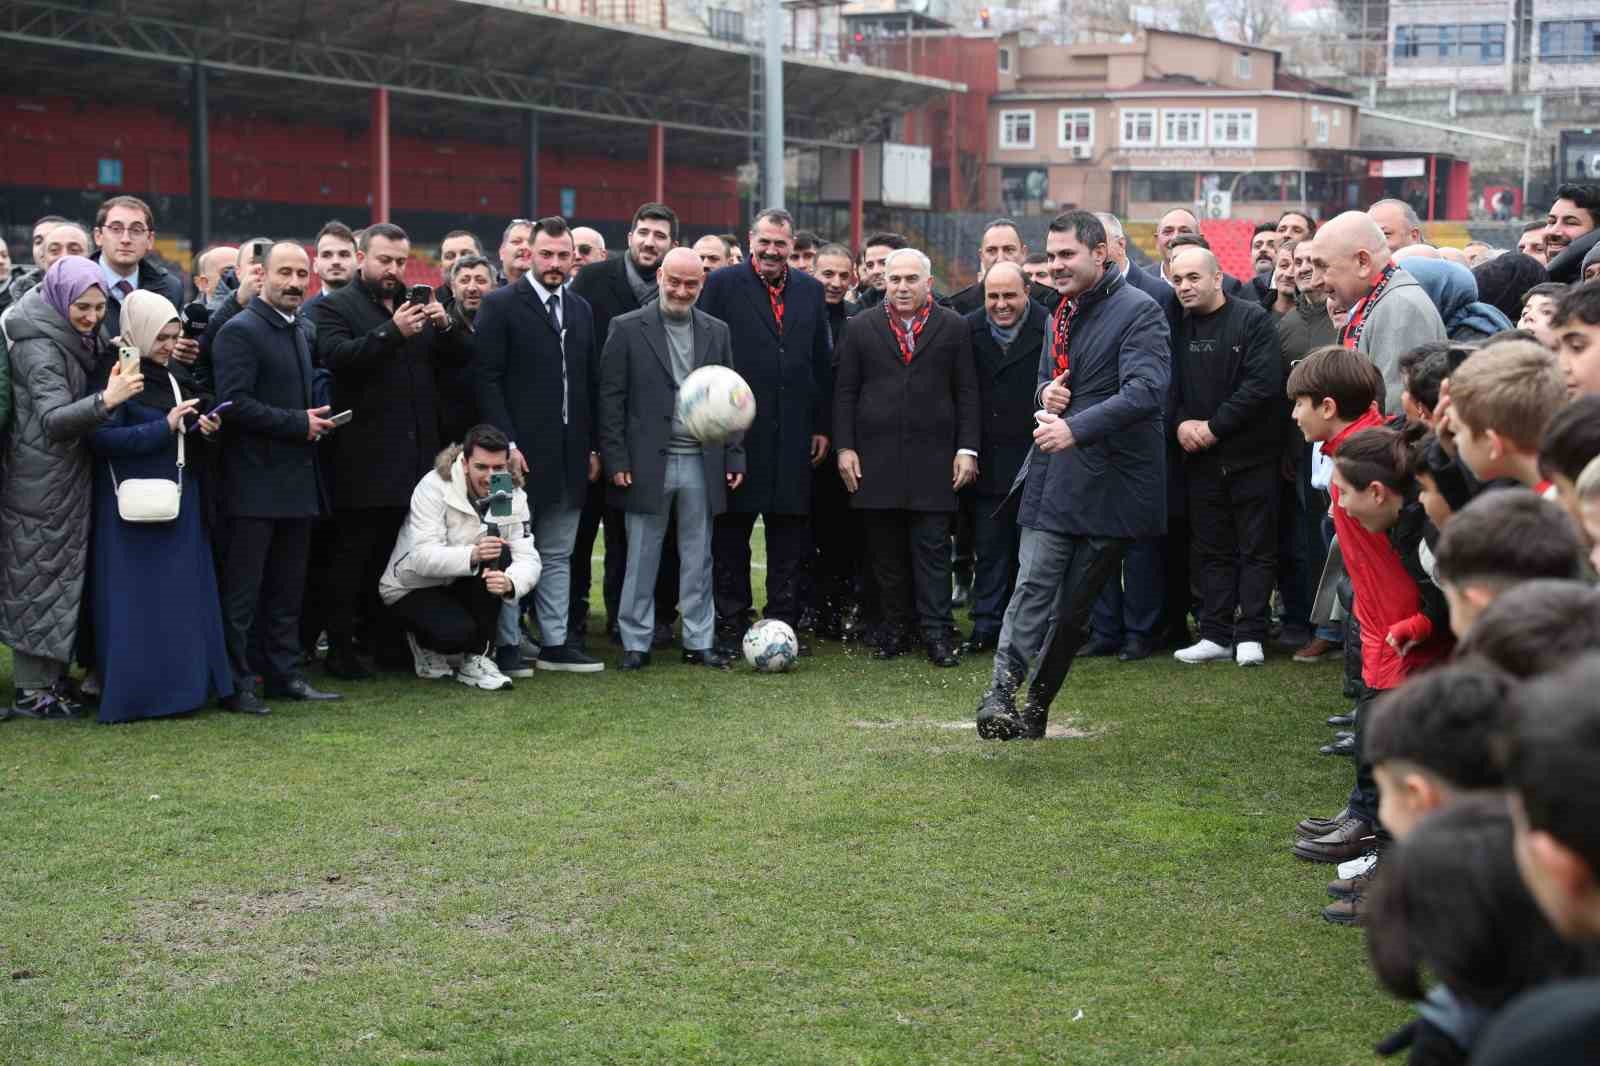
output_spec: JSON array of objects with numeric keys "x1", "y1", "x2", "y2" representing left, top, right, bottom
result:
[
  {"x1": 1340, "y1": 262, "x2": 1397, "y2": 350},
  {"x1": 1050, "y1": 297, "x2": 1079, "y2": 377},
  {"x1": 753, "y1": 258, "x2": 787, "y2": 334},
  {"x1": 885, "y1": 300, "x2": 933, "y2": 364}
]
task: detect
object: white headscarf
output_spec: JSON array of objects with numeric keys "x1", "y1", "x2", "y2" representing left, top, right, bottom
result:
[{"x1": 120, "y1": 289, "x2": 180, "y2": 359}]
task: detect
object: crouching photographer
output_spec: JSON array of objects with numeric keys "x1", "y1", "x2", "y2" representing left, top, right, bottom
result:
[{"x1": 380, "y1": 424, "x2": 542, "y2": 691}]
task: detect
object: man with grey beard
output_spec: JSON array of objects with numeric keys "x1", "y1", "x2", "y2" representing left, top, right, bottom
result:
[{"x1": 598, "y1": 247, "x2": 745, "y2": 670}]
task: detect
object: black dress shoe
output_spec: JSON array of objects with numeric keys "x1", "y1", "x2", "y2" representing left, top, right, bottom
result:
[
  {"x1": 267, "y1": 677, "x2": 342, "y2": 701},
  {"x1": 1327, "y1": 713, "x2": 1355, "y2": 728},
  {"x1": 682, "y1": 647, "x2": 732, "y2": 669},
  {"x1": 926, "y1": 640, "x2": 960, "y2": 667},
  {"x1": 959, "y1": 632, "x2": 998, "y2": 655},
  {"x1": 1078, "y1": 635, "x2": 1120, "y2": 657},
  {"x1": 619, "y1": 650, "x2": 651, "y2": 670},
  {"x1": 1320, "y1": 735, "x2": 1356, "y2": 757},
  {"x1": 1117, "y1": 639, "x2": 1153, "y2": 662},
  {"x1": 323, "y1": 644, "x2": 374, "y2": 680},
  {"x1": 222, "y1": 688, "x2": 271, "y2": 715},
  {"x1": 1333, "y1": 730, "x2": 1354, "y2": 741}
]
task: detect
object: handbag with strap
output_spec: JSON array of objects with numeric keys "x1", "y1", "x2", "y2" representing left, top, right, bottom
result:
[{"x1": 108, "y1": 372, "x2": 186, "y2": 523}]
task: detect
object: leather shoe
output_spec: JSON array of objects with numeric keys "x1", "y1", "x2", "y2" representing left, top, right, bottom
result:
[
  {"x1": 1117, "y1": 639, "x2": 1153, "y2": 662},
  {"x1": 619, "y1": 651, "x2": 651, "y2": 670},
  {"x1": 323, "y1": 643, "x2": 374, "y2": 680},
  {"x1": 1327, "y1": 713, "x2": 1355, "y2": 727},
  {"x1": 1292, "y1": 817, "x2": 1375, "y2": 863},
  {"x1": 682, "y1": 647, "x2": 732, "y2": 669},
  {"x1": 1295, "y1": 807, "x2": 1351, "y2": 840},
  {"x1": 1078, "y1": 635, "x2": 1120, "y2": 658},
  {"x1": 267, "y1": 677, "x2": 341, "y2": 701},
  {"x1": 1321, "y1": 894, "x2": 1368, "y2": 926},
  {"x1": 926, "y1": 640, "x2": 960, "y2": 667},
  {"x1": 1333, "y1": 730, "x2": 1353, "y2": 741},
  {"x1": 221, "y1": 687, "x2": 271, "y2": 715},
  {"x1": 959, "y1": 632, "x2": 998, "y2": 655},
  {"x1": 1320, "y1": 735, "x2": 1356, "y2": 757}
]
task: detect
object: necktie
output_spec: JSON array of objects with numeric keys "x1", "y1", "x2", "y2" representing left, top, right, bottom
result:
[
  {"x1": 114, "y1": 280, "x2": 133, "y2": 300},
  {"x1": 549, "y1": 294, "x2": 568, "y2": 425},
  {"x1": 546, "y1": 293, "x2": 562, "y2": 332}
]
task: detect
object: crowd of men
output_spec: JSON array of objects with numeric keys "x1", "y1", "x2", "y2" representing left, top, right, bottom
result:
[{"x1": 3, "y1": 179, "x2": 1600, "y2": 1057}]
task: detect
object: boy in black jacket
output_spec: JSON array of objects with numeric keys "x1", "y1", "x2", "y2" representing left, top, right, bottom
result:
[{"x1": 1167, "y1": 245, "x2": 1286, "y2": 667}]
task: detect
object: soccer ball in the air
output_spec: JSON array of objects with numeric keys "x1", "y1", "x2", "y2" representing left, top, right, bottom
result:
[
  {"x1": 742, "y1": 619, "x2": 798, "y2": 673},
  {"x1": 677, "y1": 365, "x2": 756, "y2": 443}
]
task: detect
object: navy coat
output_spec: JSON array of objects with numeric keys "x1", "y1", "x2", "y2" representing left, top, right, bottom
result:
[
  {"x1": 965, "y1": 302, "x2": 1048, "y2": 497},
  {"x1": 89, "y1": 398, "x2": 233, "y2": 722},
  {"x1": 1014, "y1": 266, "x2": 1171, "y2": 539},
  {"x1": 212, "y1": 298, "x2": 327, "y2": 520},
  {"x1": 91, "y1": 253, "x2": 185, "y2": 341},
  {"x1": 698, "y1": 263, "x2": 833, "y2": 516},
  {"x1": 474, "y1": 277, "x2": 599, "y2": 511}
]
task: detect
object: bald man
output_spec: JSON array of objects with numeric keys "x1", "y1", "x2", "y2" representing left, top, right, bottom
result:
[
  {"x1": 1312, "y1": 211, "x2": 1446, "y2": 411},
  {"x1": 1166, "y1": 245, "x2": 1285, "y2": 667},
  {"x1": 193, "y1": 244, "x2": 238, "y2": 302},
  {"x1": 571, "y1": 227, "x2": 607, "y2": 269},
  {"x1": 598, "y1": 246, "x2": 744, "y2": 669}
]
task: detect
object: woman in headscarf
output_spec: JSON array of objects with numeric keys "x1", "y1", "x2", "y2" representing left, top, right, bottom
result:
[
  {"x1": 0, "y1": 256, "x2": 144, "y2": 718},
  {"x1": 1401, "y1": 257, "x2": 1514, "y2": 342},
  {"x1": 1472, "y1": 251, "x2": 1548, "y2": 327},
  {"x1": 87, "y1": 290, "x2": 235, "y2": 724}
]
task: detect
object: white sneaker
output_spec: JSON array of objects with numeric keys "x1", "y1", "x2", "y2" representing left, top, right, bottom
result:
[
  {"x1": 1236, "y1": 641, "x2": 1265, "y2": 667},
  {"x1": 1174, "y1": 639, "x2": 1233, "y2": 664},
  {"x1": 1337, "y1": 851, "x2": 1379, "y2": 880},
  {"x1": 407, "y1": 632, "x2": 452, "y2": 680},
  {"x1": 455, "y1": 653, "x2": 514, "y2": 691}
]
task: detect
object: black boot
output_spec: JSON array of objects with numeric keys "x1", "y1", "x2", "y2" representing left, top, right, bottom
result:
[
  {"x1": 323, "y1": 638, "x2": 374, "y2": 680},
  {"x1": 976, "y1": 649, "x2": 1027, "y2": 740},
  {"x1": 1015, "y1": 620, "x2": 1088, "y2": 739}
]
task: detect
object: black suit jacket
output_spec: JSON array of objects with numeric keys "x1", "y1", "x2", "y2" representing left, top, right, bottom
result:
[
  {"x1": 91, "y1": 253, "x2": 185, "y2": 342},
  {"x1": 572, "y1": 255, "x2": 642, "y2": 347},
  {"x1": 474, "y1": 277, "x2": 599, "y2": 510},
  {"x1": 698, "y1": 263, "x2": 834, "y2": 516},
  {"x1": 598, "y1": 305, "x2": 745, "y2": 516},
  {"x1": 965, "y1": 303, "x2": 1048, "y2": 497},
  {"x1": 1124, "y1": 260, "x2": 1181, "y2": 335},
  {"x1": 311, "y1": 278, "x2": 471, "y2": 509},
  {"x1": 212, "y1": 298, "x2": 326, "y2": 519},
  {"x1": 832, "y1": 303, "x2": 979, "y2": 513}
]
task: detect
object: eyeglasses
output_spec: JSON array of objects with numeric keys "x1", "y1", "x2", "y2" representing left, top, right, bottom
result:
[{"x1": 101, "y1": 223, "x2": 150, "y2": 238}]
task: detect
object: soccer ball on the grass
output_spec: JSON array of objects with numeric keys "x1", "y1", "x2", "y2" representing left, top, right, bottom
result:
[
  {"x1": 742, "y1": 619, "x2": 798, "y2": 673},
  {"x1": 677, "y1": 365, "x2": 756, "y2": 444}
]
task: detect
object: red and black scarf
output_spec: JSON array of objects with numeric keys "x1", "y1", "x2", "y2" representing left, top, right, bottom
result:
[
  {"x1": 1049, "y1": 297, "x2": 1080, "y2": 377},
  {"x1": 1341, "y1": 262, "x2": 1398, "y2": 350},
  {"x1": 885, "y1": 300, "x2": 933, "y2": 364},
  {"x1": 753, "y1": 257, "x2": 787, "y2": 334}
]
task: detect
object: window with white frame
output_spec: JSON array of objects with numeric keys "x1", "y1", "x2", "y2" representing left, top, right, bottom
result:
[
  {"x1": 1161, "y1": 109, "x2": 1206, "y2": 146},
  {"x1": 1058, "y1": 108, "x2": 1094, "y2": 149},
  {"x1": 998, "y1": 46, "x2": 1011, "y2": 73},
  {"x1": 1120, "y1": 108, "x2": 1156, "y2": 147},
  {"x1": 999, "y1": 109, "x2": 1035, "y2": 149},
  {"x1": 1208, "y1": 108, "x2": 1257, "y2": 147},
  {"x1": 1235, "y1": 53, "x2": 1252, "y2": 79}
]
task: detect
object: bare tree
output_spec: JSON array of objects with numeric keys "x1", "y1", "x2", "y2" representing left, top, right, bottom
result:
[{"x1": 1216, "y1": 0, "x2": 1284, "y2": 45}]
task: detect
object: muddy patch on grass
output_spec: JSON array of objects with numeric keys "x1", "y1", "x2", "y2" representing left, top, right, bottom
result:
[{"x1": 849, "y1": 718, "x2": 1099, "y2": 740}]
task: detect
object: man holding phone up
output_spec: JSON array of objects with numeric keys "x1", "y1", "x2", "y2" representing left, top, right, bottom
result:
[
  {"x1": 381, "y1": 424, "x2": 541, "y2": 689},
  {"x1": 312, "y1": 222, "x2": 472, "y2": 679}
]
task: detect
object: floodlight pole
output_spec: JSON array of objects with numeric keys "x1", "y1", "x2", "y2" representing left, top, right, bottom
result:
[
  {"x1": 762, "y1": 0, "x2": 784, "y2": 210},
  {"x1": 189, "y1": 62, "x2": 211, "y2": 257}
]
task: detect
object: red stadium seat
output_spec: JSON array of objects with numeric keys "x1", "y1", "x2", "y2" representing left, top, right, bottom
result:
[{"x1": 1200, "y1": 219, "x2": 1256, "y2": 282}]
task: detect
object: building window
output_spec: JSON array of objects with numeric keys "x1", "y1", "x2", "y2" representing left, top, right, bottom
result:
[
  {"x1": 1120, "y1": 108, "x2": 1156, "y2": 147},
  {"x1": 707, "y1": 6, "x2": 745, "y2": 42},
  {"x1": 1058, "y1": 109, "x2": 1094, "y2": 149},
  {"x1": 998, "y1": 46, "x2": 1011, "y2": 73},
  {"x1": 1314, "y1": 114, "x2": 1330, "y2": 143},
  {"x1": 1130, "y1": 172, "x2": 1195, "y2": 203},
  {"x1": 1160, "y1": 109, "x2": 1205, "y2": 146},
  {"x1": 1394, "y1": 23, "x2": 1507, "y2": 64},
  {"x1": 1001, "y1": 167, "x2": 1049, "y2": 213},
  {"x1": 1235, "y1": 53, "x2": 1252, "y2": 79},
  {"x1": 999, "y1": 109, "x2": 1035, "y2": 149},
  {"x1": 1208, "y1": 108, "x2": 1257, "y2": 147},
  {"x1": 1540, "y1": 20, "x2": 1600, "y2": 63}
]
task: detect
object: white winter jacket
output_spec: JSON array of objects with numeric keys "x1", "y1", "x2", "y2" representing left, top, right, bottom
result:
[{"x1": 380, "y1": 444, "x2": 542, "y2": 606}]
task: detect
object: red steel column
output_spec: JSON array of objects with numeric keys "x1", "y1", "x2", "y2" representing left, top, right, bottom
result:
[
  {"x1": 1426, "y1": 153, "x2": 1437, "y2": 222},
  {"x1": 371, "y1": 87, "x2": 391, "y2": 224},
  {"x1": 849, "y1": 146, "x2": 864, "y2": 252},
  {"x1": 946, "y1": 92, "x2": 959, "y2": 211},
  {"x1": 648, "y1": 124, "x2": 666, "y2": 205}
]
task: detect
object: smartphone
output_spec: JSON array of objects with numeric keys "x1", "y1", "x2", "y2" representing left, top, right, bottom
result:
[
  {"x1": 407, "y1": 284, "x2": 434, "y2": 307},
  {"x1": 118, "y1": 345, "x2": 141, "y2": 377},
  {"x1": 252, "y1": 240, "x2": 270, "y2": 263},
  {"x1": 328, "y1": 409, "x2": 354, "y2": 428},
  {"x1": 488, "y1": 471, "x2": 514, "y2": 519},
  {"x1": 206, "y1": 400, "x2": 233, "y2": 417}
]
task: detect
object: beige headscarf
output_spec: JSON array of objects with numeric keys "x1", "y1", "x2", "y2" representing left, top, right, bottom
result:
[{"x1": 120, "y1": 289, "x2": 181, "y2": 359}]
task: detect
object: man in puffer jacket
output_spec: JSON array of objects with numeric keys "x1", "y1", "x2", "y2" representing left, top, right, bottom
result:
[{"x1": 380, "y1": 424, "x2": 542, "y2": 691}]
